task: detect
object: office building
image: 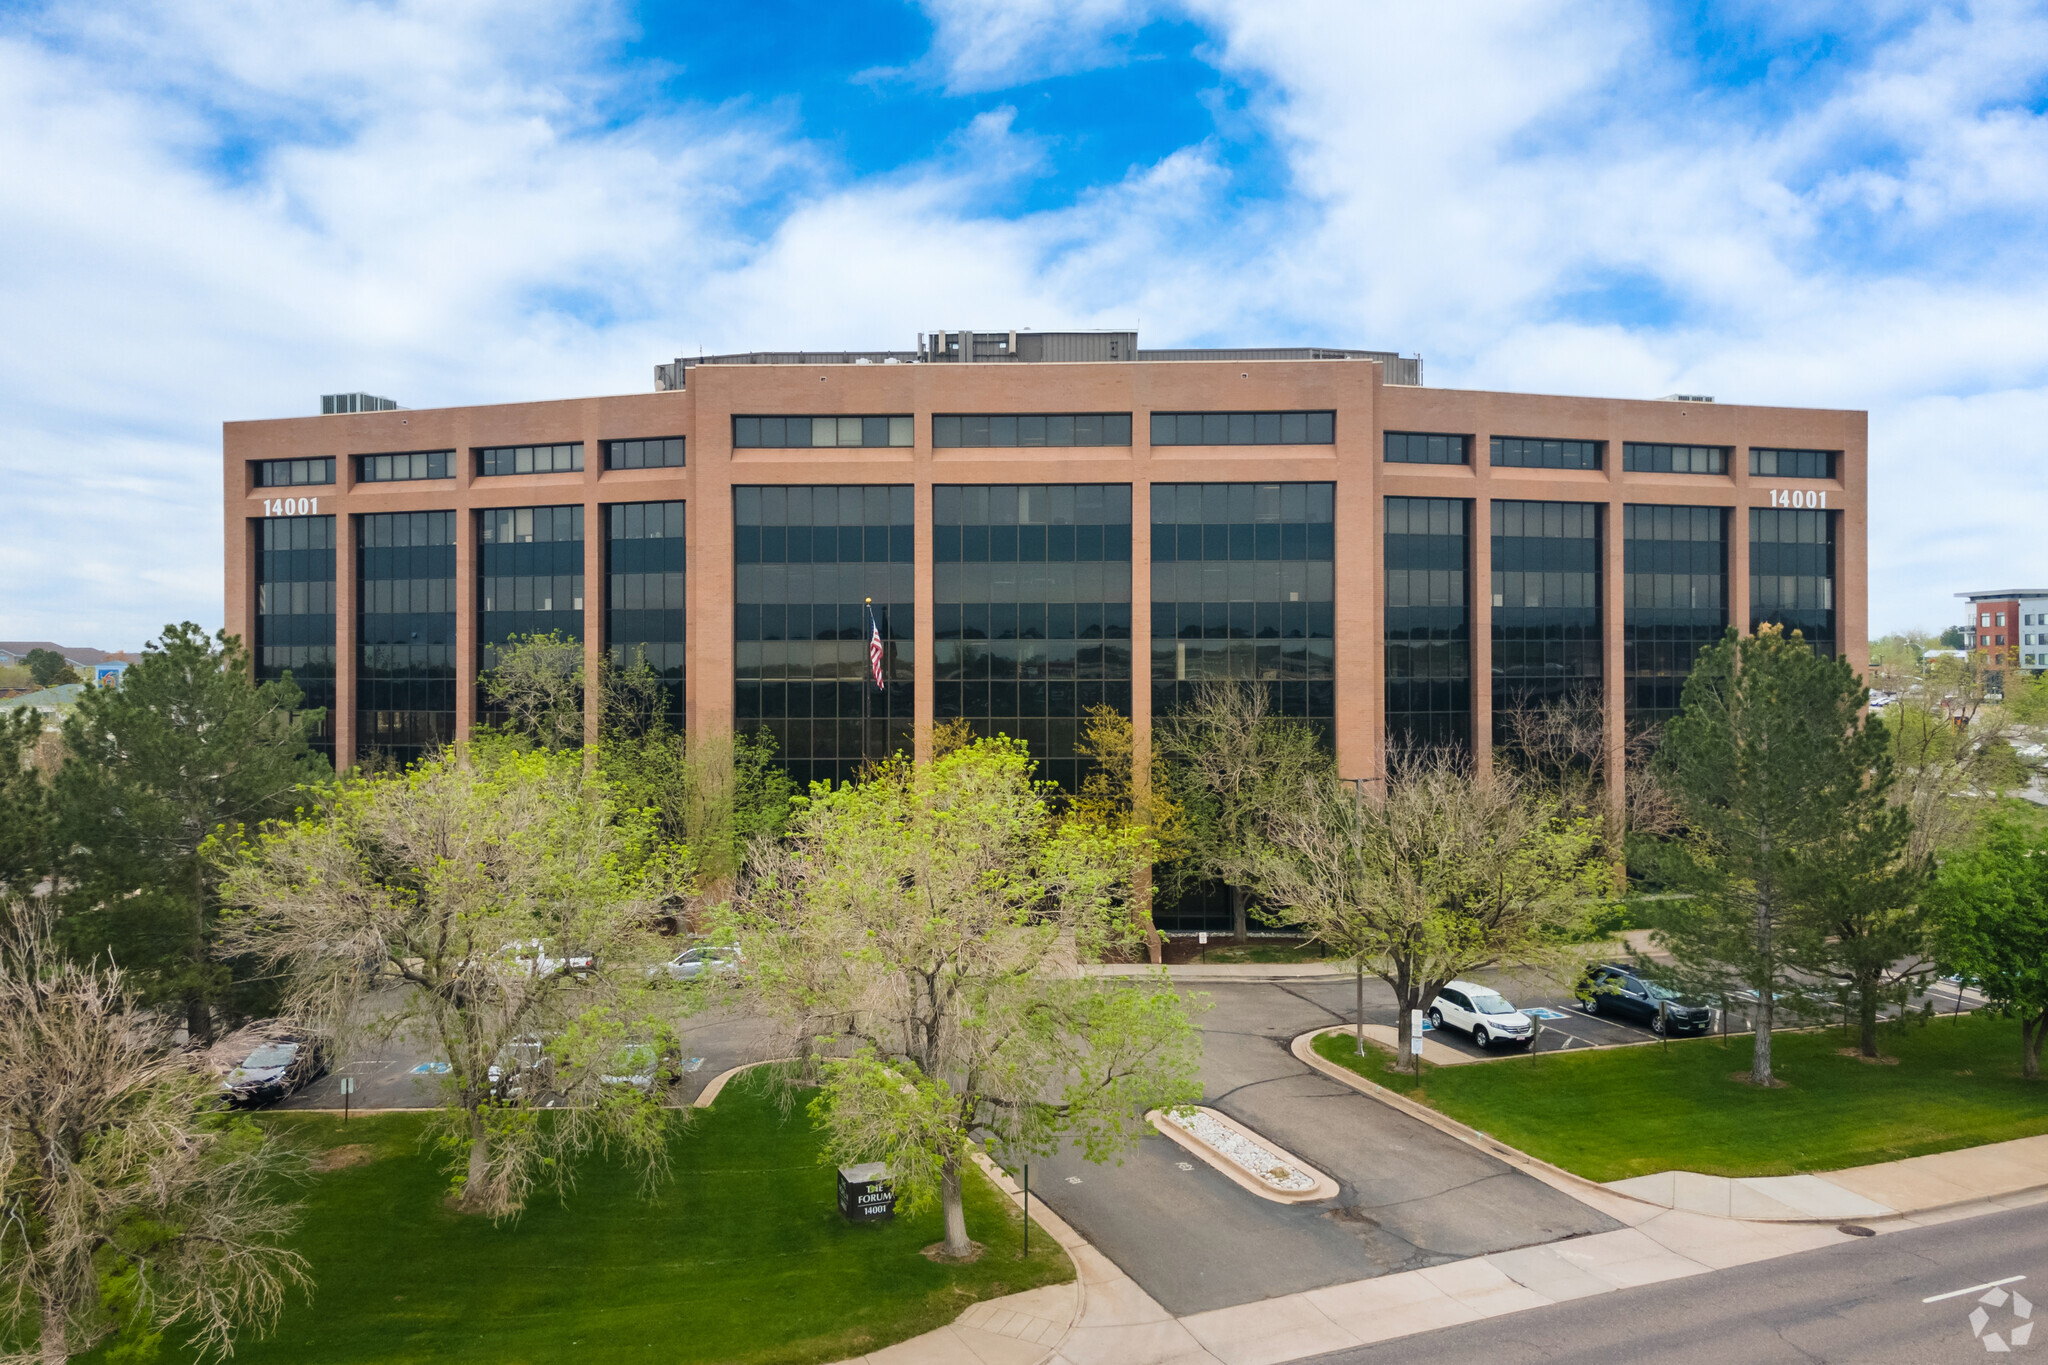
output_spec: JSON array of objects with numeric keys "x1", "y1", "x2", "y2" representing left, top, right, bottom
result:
[{"x1": 224, "y1": 331, "x2": 1868, "y2": 914}]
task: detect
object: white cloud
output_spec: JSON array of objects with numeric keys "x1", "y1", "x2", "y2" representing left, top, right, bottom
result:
[
  {"x1": 3, "y1": 0, "x2": 2046, "y2": 646},
  {"x1": 914, "y1": 0, "x2": 1163, "y2": 94}
]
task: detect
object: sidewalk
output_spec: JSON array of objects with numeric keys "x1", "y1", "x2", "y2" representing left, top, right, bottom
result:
[{"x1": 833, "y1": 1027, "x2": 2048, "y2": 1365}]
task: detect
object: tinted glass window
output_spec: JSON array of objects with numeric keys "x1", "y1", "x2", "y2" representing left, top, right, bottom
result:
[
  {"x1": 732, "y1": 417, "x2": 912, "y2": 448},
  {"x1": 734, "y1": 485, "x2": 914, "y2": 789},
  {"x1": 606, "y1": 438, "x2": 685, "y2": 470},
  {"x1": 607, "y1": 502, "x2": 686, "y2": 729},
  {"x1": 1150, "y1": 412, "x2": 1334, "y2": 445},
  {"x1": 358, "y1": 451, "x2": 453, "y2": 483},
  {"x1": 1490, "y1": 437, "x2": 1601, "y2": 470},
  {"x1": 1385, "y1": 432, "x2": 1470, "y2": 465},
  {"x1": 1492, "y1": 501, "x2": 1601, "y2": 755},
  {"x1": 1621, "y1": 443, "x2": 1728, "y2": 475},
  {"x1": 357, "y1": 511, "x2": 457, "y2": 765},
  {"x1": 256, "y1": 515, "x2": 337, "y2": 761},
  {"x1": 1385, "y1": 497, "x2": 1470, "y2": 752},
  {"x1": 1624, "y1": 505, "x2": 1728, "y2": 729},
  {"x1": 935, "y1": 485, "x2": 1132, "y2": 792},
  {"x1": 933, "y1": 414, "x2": 1132, "y2": 447},
  {"x1": 1750, "y1": 508, "x2": 1836, "y2": 659},
  {"x1": 256, "y1": 458, "x2": 336, "y2": 487}
]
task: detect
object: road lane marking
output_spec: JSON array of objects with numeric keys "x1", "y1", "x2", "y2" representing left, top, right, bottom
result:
[{"x1": 1927, "y1": 1276, "x2": 2027, "y2": 1303}]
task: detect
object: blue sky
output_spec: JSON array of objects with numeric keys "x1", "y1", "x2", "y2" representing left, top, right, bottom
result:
[{"x1": 4, "y1": 0, "x2": 2048, "y2": 645}]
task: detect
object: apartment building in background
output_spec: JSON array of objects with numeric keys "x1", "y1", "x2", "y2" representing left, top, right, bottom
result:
[
  {"x1": 223, "y1": 333, "x2": 1866, "y2": 928},
  {"x1": 1959, "y1": 589, "x2": 2048, "y2": 681}
]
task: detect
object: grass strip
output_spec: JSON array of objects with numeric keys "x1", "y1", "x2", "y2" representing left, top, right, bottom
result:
[
  {"x1": 1312, "y1": 1012, "x2": 2048, "y2": 1183},
  {"x1": 88, "y1": 1072, "x2": 1071, "y2": 1365}
]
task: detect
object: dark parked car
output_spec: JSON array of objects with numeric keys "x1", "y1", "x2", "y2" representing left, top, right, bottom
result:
[
  {"x1": 220, "y1": 1033, "x2": 328, "y2": 1107},
  {"x1": 1576, "y1": 963, "x2": 1714, "y2": 1036}
]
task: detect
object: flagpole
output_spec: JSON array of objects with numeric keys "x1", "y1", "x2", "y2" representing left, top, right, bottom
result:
[{"x1": 863, "y1": 597, "x2": 873, "y2": 769}]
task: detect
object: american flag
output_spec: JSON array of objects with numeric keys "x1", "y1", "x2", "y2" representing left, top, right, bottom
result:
[{"x1": 868, "y1": 610, "x2": 886, "y2": 690}]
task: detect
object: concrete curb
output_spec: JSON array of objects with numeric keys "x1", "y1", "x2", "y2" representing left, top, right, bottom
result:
[
  {"x1": 1146, "y1": 1106, "x2": 1341, "y2": 1205},
  {"x1": 689, "y1": 1057, "x2": 795, "y2": 1109}
]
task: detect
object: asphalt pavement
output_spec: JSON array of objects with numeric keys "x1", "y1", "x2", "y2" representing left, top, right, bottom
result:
[
  {"x1": 1011, "y1": 979, "x2": 1622, "y2": 1317},
  {"x1": 1301, "y1": 1202, "x2": 2048, "y2": 1364},
  {"x1": 274, "y1": 990, "x2": 777, "y2": 1111}
]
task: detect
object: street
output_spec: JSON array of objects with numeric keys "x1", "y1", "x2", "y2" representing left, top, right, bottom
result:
[{"x1": 1304, "y1": 1202, "x2": 2048, "y2": 1364}]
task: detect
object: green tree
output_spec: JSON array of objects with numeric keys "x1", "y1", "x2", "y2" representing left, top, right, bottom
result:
[
  {"x1": 1070, "y1": 704, "x2": 1186, "y2": 964},
  {"x1": 728, "y1": 738, "x2": 1201, "y2": 1260},
  {"x1": 0, "y1": 710, "x2": 51, "y2": 895},
  {"x1": 1925, "y1": 815, "x2": 2048, "y2": 1079},
  {"x1": 217, "y1": 743, "x2": 682, "y2": 1216},
  {"x1": 22, "y1": 649, "x2": 78, "y2": 688},
  {"x1": 1644, "y1": 626, "x2": 1889, "y2": 1086},
  {"x1": 1153, "y1": 681, "x2": 1331, "y2": 943},
  {"x1": 1783, "y1": 797, "x2": 1928, "y2": 1059},
  {"x1": 52, "y1": 624, "x2": 329, "y2": 1041},
  {"x1": 1257, "y1": 754, "x2": 1608, "y2": 1062},
  {"x1": 0, "y1": 900, "x2": 306, "y2": 1365},
  {"x1": 599, "y1": 727, "x2": 794, "y2": 908},
  {"x1": 1940, "y1": 626, "x2": 1966, "y2": 650},
  {"x1": 1880, "y1": 693, "x2": 2023, "y2": 858}
]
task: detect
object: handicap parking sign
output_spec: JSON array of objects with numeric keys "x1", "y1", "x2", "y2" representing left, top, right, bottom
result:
[
  {"x1": 410, "y1": 1062, "x2": 452, "y2": 1075},
  {"x1": 1524, "y1": 1008, "x2": 1569, "y2": 1021}
]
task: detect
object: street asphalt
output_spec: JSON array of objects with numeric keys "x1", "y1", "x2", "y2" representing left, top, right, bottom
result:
[
  {"x1": 1009, "y1": 979, "x2": 1622, "y2": 1317},
  {"x1": 1301, "y1": 1202, "x2": 2048, "y2": 1364}
]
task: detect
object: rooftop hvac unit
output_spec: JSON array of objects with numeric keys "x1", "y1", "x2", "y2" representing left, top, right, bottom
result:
[{"x1": 321, "y1": 392, "x2": 400, "y2": 415}]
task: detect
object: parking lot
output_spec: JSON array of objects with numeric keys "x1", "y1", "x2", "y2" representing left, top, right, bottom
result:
[{"x1": 1006, "y1": 978, "x2": 1622, "y2": 1317}]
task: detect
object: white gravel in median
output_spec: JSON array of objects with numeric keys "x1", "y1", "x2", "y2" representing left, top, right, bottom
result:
[{"x1": 1163, "y1": 1107, "x2": 1318, "y2": 1193}]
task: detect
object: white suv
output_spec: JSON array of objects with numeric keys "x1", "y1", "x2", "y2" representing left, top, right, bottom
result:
[{"x1": 1427, "y1": 981, "x2": 1537, "y2": 1050}]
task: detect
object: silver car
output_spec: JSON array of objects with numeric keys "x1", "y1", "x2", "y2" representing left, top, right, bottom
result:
[{"x1": 657, "y1": 945, "x2": 742, "y2": 982}]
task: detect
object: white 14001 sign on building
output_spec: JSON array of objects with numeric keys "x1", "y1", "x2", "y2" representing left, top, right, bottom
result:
[
  {"x1": 1767, "y1": 489, "x2": 1827, "y2": 508},
  {"x1": 263, "y1": 497, "x2": 319, "y2": 516}
]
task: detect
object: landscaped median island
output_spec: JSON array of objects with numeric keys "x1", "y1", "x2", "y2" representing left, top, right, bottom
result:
[
  {"x1": 80, "y1": 1072, "x2": 1071, "y2": 1365},
  {"x1": 1311, "y1": 1013, "x2": 2048, "y2": 1183}
]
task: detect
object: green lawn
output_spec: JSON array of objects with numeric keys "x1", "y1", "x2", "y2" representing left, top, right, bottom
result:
[
  {"x1": 1313, "y1": 1013, "x2": 2048, "y2": 1183},
  {"x1": 88, "y1": 1073, "x2": 1070, "y2": 1365}
]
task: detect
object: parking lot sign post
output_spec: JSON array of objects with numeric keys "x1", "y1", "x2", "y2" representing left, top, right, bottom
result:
[
  {"x1": 339, "y1": 1075, "x2": 355, "y2": 1125},
  {"x1": 1410, "y1": 1009, "x2": 1425, "y2": 1074},
  {"x1": 1198, "y1": 931, "x2": 1208, "y2": 963}
]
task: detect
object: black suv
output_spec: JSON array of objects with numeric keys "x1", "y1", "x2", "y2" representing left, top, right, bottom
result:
[{"x1": 1576, "y1": 963, "x2": 1713, "y2": 1036}]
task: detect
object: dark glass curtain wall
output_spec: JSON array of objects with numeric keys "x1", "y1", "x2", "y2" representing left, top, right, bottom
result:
[
  {"x1": 1750, "y1": 508, "x2": 1836, "y2": 659},
  {"x1": 933, "y1": 484, "x2": 1132, "y2": 790},
  {"x1": 357, "y1": 511, "x2": 456, "y2": 767},
  {"x1": 1385, "y1": 497, "x2": 1471, "y2": 753},
  {"x1": 606, "y1": 501, "x2": 686, "y2": 729},
  {"x1": 1624, "y1": 506, "x2": 1727, "y2": 728},
  {"x1": 1490, "y1": 501, "x2": 1601, "y2": 752},
  {"x1": 256, "y1": 515, "x2": 336, "y2": 762},
  {"x1": 733, "y1": 485, "x2": 913, "y2": 789},
  {"x1": 1149, "y1": 482, "x2": 1336, "y2": 742}
]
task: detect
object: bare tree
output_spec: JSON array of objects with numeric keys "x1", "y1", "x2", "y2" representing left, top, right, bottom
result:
[
  {"x1": 728, "y1": 738, "x2": 1201, "y2": 1260},
  {"x1": 0, "y1": 901, "x2": 306, "y2": 1365},
  {"x1": 1153, "y1": 682, "x2": 1330, "y2": 943},
  {"x1": 216, "y1": 743, "x2": 683, "y2": 1218},
  {"x1": 480, "y1": 631, "x2": 588, "y2": 752},
  {"x1": 1496, "y1": 688, "x2": 1679, "y2": 844},
  {"x1": 1257, "y1": 754, "x2": 1608, "y2": 1064}
]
